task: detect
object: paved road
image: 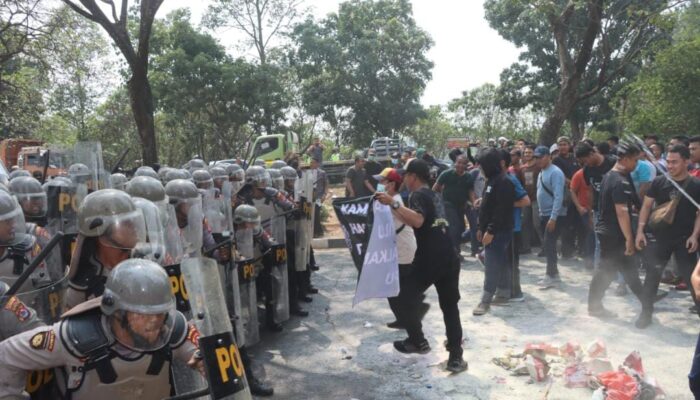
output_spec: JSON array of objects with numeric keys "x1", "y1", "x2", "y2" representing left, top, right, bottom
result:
[{"x1": 249, "y1": 249, "x2": 697, "y2": 399}]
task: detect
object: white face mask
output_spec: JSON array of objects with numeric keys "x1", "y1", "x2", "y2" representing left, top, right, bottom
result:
[{"x1": 376, "y1": 183, "x2": 386, "y2": 193}]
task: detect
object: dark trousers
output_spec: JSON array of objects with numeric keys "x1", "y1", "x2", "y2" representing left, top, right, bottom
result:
[
  {"x1": 560, "y1": 203, "x2": 579, "y2": 258},
  {"x1": 689, "y1": 332, "x2": 700, "y2": 397},
  {"x1": 483, "y1": 231, "x2": 512, "y2": 301},
  {"x1": 521, "y1": 206, "x2": 535, "y2": 252},
  {"x1": 444, "y1": 203, "x2": 465, "y2": 256},
  {"x1": 466, "y1": 206, "x2": 481, "y2": 255},
  {"x1": 394, "y1": 261, "x2": 463, "y2": 356},
  {"x1": 314, "y1": 204, "x2": 324, "y2": 237},
  {"x1": 643, "y1": 235, "x2": 699, "y2": 314},
  {"x1": 588, "y1": 235, "x2": 644, "y2": 310},
  {"x1": 256, "y1": 263, "x2": 276, "y2": 325},
  {"x1": 388, "y1": 264, "x2": 425, "y2": 322},
  {"x1": 540, "y1": 216, "x2": 564, "y2": 277},
  {"x1": 498, "y1": 232, "x2": 522, "y2": 298},
  {"x1": 579, "y1": 212, "x2": 595, "y2": 269}
]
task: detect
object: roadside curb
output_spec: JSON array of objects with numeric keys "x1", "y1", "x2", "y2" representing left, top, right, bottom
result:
[{"x1": 312, "y1": 237, "x2": 346, "y2": 249}]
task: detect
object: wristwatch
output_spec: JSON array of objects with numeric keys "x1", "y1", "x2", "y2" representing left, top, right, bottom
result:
[{"x1": 391, "y1": 200, "x2": 401, "y2": 210}]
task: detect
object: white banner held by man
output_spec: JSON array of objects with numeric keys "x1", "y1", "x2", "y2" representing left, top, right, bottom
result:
[{"x1": 353, "y1": 201, "x2": 400, "y2": 306}]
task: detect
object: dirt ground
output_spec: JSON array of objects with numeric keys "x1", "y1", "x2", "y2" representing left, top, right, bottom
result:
[{"x1": 250, "y1": 248, "x2": 697, "y2": 400}]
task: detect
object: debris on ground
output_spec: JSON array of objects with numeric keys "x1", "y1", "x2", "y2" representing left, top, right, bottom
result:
[{"x1": 491, "y1": 339, "x2": 666, "y2": 399}]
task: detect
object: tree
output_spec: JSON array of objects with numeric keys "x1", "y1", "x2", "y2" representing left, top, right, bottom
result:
[
  {"x1": 62, "y1": 0, "x2": 165, "y2": 165},
  {"x1": 404, "y1": 106, "x2": 457, "y2": 157},
  {"x1": 448, "y1": 83, "x2": 542, "y2": 142},
  {"x1": 485, "y1": 0, "x2": 678, "y2": 144},
  {"x1": 291, "y1": 0, "x2": 433, "y2": 147},
  {"x1": 204, "y1": 0, "x2": 304, "y2": 134}
]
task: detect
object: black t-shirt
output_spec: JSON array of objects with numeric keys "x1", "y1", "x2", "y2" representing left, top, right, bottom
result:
[
  {"x1": 596, "y1": 170, "x2": 639, "y2": 240},
  {"x1": 345, "y1": 166, "x2": 371, "y2": 198},
  {"x1": 408, "y1": 187, "x2": 454, "y2": 265},
  {"x1": 584, "y1": 156, "x2": 616, "y2": 211},
  {"x1": 646, "y1": 175, "x2": 700, "y2": 239},
  {"x1": 364, "y1": 160, "x2": 383, "y2": 189},
  {"x1": 553, "y1": 154, "x2": 579, "y2": 179}
]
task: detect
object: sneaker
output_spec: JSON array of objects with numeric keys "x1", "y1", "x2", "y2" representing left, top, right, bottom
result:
[
  {"x1": 588, "y1": 306, "x2": 617, "y2": 319},
  {"x1": 446, "y1": 353, "x2": 468, "y2": 373},
  {"x1": 492, "y1": 296, "x2": 510, "y2": 306},
  {"x1": 615, "y1": 283, "x2": 628, "y2": 296},
  {"x1": 249, "y1": 376, "x2": 274, "y2": 396},
  {"x1": 635, "y1": 312, "x2": 652, "y2": 329},
  {"x1": 538, "y1": 275, "x2": 561, "y2": 289},
  {"x1": 393, "y1": 338, "x2": 430, "y2": 354},
  {"x1": 509, "y1": 294, "x2": 525, "y2": 302},
  {"x1": 654, "y1": 290, "x2": 669, "y2": 303},
  {"x1": 675, "y1": 282, "x2": 689, "y2": 291},
  {"x1": 472, "y1": 302, "x2": 490, "y2": 316},
  {"x1": 386, "y1": 320, "x2": 404, "y2": 329}
]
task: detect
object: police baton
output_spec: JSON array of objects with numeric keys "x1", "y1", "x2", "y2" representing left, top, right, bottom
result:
[
  {"x1": 0, "y1": 231, "x2": 64, "y2": 309},
  {"x1": 204, "y1": 237, "x2": 232, "y2": 258}
]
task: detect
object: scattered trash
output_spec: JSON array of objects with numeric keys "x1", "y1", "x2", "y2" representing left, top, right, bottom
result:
[
  {"x1": 363, "y1": 321, "x2": 373, "y2": 328},
  {"x1": 492, "y1": 376, "x2": 507, "y2": 385},
  {"x1": 491, "y1": 339, "x2": 665, "y2": 399}
]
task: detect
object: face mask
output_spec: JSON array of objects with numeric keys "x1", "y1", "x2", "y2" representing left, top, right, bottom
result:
[
  {"x1": 376, "y1": 183, "x2": 386, "y2": 193},
  {"x1": 391, "y1": 158, "x2": 398, "y2": 165}
]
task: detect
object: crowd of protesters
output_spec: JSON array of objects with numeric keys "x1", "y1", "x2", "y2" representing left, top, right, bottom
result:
[{"x1": 346, "y1": 134, "x2": 700, "y2": 393}]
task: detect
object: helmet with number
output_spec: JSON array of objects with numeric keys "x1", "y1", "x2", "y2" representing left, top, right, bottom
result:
[
  {"x1": 101, "y1": 258, "x2": 176, "y2": 352},
  {"x1": 9, "y1": 176, "x2": 47, "y2": 218},
  {"x1": 192, "y1": 169, "x2": 213, "y2": 189},
  {"x1": 110, "y1": 173, "x2": 128, "y2": 191},
  {"x1": 134, "y1": 166, "x2": 159, "y2": 180},
  {"x1": 268, "y1": 168, "x2": 284, "y2": 190},
  {"x1": 233, "y1": 204, "x2": 260, "y2": 226},
  {"x1": 8, "y1": 170, "x2": 31, "y2": 181},
  {"x1": 164, "y1": 169, "x2": 190, "y2": 183},
  {"x1": 188, "y1": 159, "x2": 207, "y2": 172},
  {"x1": 245, "y1": 166, "x2": 270, "y2": 188},
  {"x1": 226, "y1": 164, "x2": 245, "y2": 182},
  {"x1": 270, "y1": 160, "x2": 287, "y2": 169},
  {"x1": 0, "y1": 190, "x2": 27, "y2": 246},
  {"x1": 77, "y1": 189, "x2": 146, "y2": 245},
  {"x1": 126, "y1": 176, "x2": 166, "y2": 203},
  {"x1": 280, "y1": 166, "x2": 298, "y2": 182}
]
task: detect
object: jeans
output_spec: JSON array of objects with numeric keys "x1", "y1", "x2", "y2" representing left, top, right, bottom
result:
[
  {"x1": 588, "y1": 235, "x2": 644, "y2": 310},
  {"x1": 483, "y1": 231, "x2": 512, "y2": 302},
  {"x1": 539, "y1": 216, "x2": 564, "y2": 278},
  {"x1": 643, "y1": 235, "x2": 699, "y2": 314},
  {"x1": 395, "y1": 262, "x2": 463, "y2": 356},
  {"x1": 466, "y1": 206, "x2": 481, "y2": 254},
  {"x1": 531, "y1": 201, "x2": 544, "y2": 246},
  {"x1": 444, "y1": 202, "x2": 465, "y2": 256}
]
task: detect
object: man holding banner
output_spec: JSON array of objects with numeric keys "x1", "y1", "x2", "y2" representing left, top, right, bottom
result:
[{"x1": 375, "y1": 159, "x2": 468, "y2": 373}]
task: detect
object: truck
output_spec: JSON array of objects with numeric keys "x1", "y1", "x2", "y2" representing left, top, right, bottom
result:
[
  {"x1": 17, "y1": 146, "x2": 68, "y2": 180},
  {"x1": 0, "y1": 138, "x2": 43, "y2": 169}
]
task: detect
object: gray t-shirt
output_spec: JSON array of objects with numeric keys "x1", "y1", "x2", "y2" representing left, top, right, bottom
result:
[
  {"x1": 345, "y1": 166, "x2": 371, "y2": 198},
  {"x1": 308, "y1": 145, "x2": 323, "y2": 163}
]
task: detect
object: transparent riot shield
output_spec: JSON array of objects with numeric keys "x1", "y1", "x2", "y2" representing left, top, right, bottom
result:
[
  {"x1": 294, "y1": 170, "x2": 314, "y2": 272},
  {"x1": 131, "y1": 198, "x2": 167, "y2": 265},
  {"x1": 235, "y1": 227, "x2": 259, "y2": 347},
  {"x1": 203, "y1": 189, "x2": 228, "y2": 235},
  {"x1": 181, "y1": 257, "x2": 252, "y2": 400},
  {"x1": 268, "y1": 214, "x2": 289, "y2": 323},
  {"x1": 71, "y1": 141, "x2": 111, "y2": 193},
  {"x1": 45, "y1": 178, "x2": 79, "y2": 268},
  {"x1": 16, "y1": 274, "x2": 69, "y2": 325}
]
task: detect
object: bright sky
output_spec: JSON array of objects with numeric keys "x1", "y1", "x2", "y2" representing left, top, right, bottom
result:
[{"x1": 158, "y1": 0, "x2": 521, "y2": 107}]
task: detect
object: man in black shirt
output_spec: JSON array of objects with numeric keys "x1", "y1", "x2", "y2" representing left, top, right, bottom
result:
[
  {"x1": 375, "y1": 159, "x2": 467, "y2": 373},
  {"x1": 345, "y1": 155, "x2": 373, "y2": 198},
  {"x1": 553, "y1": 136, "x2": 580, "y2": 259},
  {"x1": 588, "y1": 143, "x2": 645, "y2": 318},
  {"x1": 635, "y1": 144, "x2": 700, "y2": 328}
]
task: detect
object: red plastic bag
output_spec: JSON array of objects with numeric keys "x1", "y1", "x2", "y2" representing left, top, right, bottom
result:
[
  {"x1": 623, "y1": 351, "x2": 644, "y2": 376},
  {"x1": 598, "y1": 371, "x2": 638, "y2": 400}
]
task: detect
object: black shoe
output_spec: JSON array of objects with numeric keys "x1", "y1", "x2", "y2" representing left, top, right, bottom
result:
[
  {"x1": 386, "y1": 320, "x2": 404, "y2": 329},
  {"x1": 446, "y1": 353, "x2": 468, "y2": 373},
  {"x1": 654, "y1": 290, "x2": 669, "y2": 303},
  {"x1": 635, "y1": 312, "x2": 652, "y2": 329},
  {"x1": 266, "y1": 322, "x2": 284, "y2": 332},
  {"x1": 291, "y1": 308, "x2": 309, "y2": 317},
  {"x1": 307, "y1": 286, "x2": 319, "y2": 294},
  {"x1": 310, "y1": 264, "x2": 320, "y2": 271},
  {"x1": 249, "y1": 377, "x2": 274, "y2": 396},
  {"x1": 393, "y1": 338, "x2": 430, "y2": 354},
  {"x1": 299, "y1": 295, "x2": 313, "y2": 303}
]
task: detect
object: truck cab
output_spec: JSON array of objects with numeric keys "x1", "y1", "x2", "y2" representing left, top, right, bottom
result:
[{"x1": 249, "y1": 132, "x2": 299, "y2": 164}]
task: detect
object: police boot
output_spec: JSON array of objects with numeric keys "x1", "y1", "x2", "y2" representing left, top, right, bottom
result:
[
  {"x1": 265, "y1": 304, "x2": 283, "y2": 332},
  {"x1": 249, "y1": 376, "x2": 274, "y2": 397}
]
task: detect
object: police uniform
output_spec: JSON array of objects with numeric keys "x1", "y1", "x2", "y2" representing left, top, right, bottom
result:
[{"x1": 0, "y1": 281, "x2": 43, "y2": 341}]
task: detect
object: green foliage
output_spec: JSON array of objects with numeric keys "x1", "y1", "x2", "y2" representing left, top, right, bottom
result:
[
  {"x1": 403, "y1": 106, "x2": 456, "y2": 158},
  {"x1": 291, "y1": 0, "x2": 433, "y2": 147}
]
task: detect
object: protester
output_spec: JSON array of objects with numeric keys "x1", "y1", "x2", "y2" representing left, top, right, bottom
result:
[
  {"x1": 552, "y1": 136, "x2": 580, "y2": 260},
  {"x1": 310, "y1": 156, "x2": 328, "y2": 238},
  {"x1": 433, "y1": 154, "x2": 474, "y2": 258},
  {"x1": 588, "y1": 142, "x2": 645, "y2": 319},
  {"x1": 534, "y1": 145, "x2": 567, "y2": 288},
  {"x1": 306, "y1": 136, "x2": 325, "y2": 163},
  {"x1": 521, "y1": 144, "x2": 541, "y2": 253},
  {"x1": 345, "y1": 154, "x2": 373, "y2": 198},
  {"x1": 570, "y1": 163, "x2": 594, "y2": 270},
  {"x1": 375, "y1": 159, "x2": 467, "y2": 373},
  {"x1": 635, "y1": 144, "x2": 700, "y2": 328}
]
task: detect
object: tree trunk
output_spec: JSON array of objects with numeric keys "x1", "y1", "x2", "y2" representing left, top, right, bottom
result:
[
  {"x1": 569, "y1": 115, "x2": 583, "y2": 142},
  {"x1": 539, "y1": 79, "x2": 581, "y2": 145},
  {"x1": 127, "y1": 65, "x2": 158, "y2": 166}
]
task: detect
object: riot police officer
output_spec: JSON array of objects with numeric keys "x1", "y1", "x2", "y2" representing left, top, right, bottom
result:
[
  {"x1": 0, "y1": 280, "x2": 43, "y2": 341},
  {"x1": 10, "y1": 176, "x2": 48, "y2": 230},
  {"x1": 193, "y1": 169, "x2": 214, "y2": 190},
  {"x1": 64, "y1": 189, "x2": 147, "y2": 310},
  {"x1": 165, "y1": 168, "x2": 192, "y2": 184},
  {"x1": 281, "y1": 166, "x2": 308, "y2": 317},
  {"x1": 110, "y1": 173, "x2": 128, "y2": 191},
  {"x1": 134, "y1": 166, "x2": 159, "y2": 179},
  {"x1": 0, "y1": 258, "x2": 202, "y2": 399}
]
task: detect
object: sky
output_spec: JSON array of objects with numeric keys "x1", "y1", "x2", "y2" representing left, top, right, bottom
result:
[{"x1": 157, "y1": 0, "x2": 522, "y2": 107}]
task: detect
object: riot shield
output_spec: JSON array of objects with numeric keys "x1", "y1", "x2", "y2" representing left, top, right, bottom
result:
[
  {"x1": 71, "y1": 141, "x2": 111, "y2": 194},
  {"x1": 16, "y1": 274, "x2": 69, "y2": 325},
  {"x1": 203, "y1": 189, "x2": 228, "y2": 235},
  {"x1": 235, "y1": 227, "x2": 259, "y2": 347},
  {"x1": 131, "y1": 198, "x2": 167, "y2": 264},
  {"x1": 294, "y1": 170, "x2": 314, "y2": 272},
  {"x1": 181, "y1": 257, "x2": 252, "y2": 400},
  {"x1": 268, "y1": 214, "x2": 289, "y2": 324}
]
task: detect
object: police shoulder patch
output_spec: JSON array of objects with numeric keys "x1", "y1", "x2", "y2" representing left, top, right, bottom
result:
[
  {"x1": 5, "y1": 296, "x2": 30, "y2": 322},
  {"x1": 30, "y1": 331, "x2": 56, "y2": 351}
]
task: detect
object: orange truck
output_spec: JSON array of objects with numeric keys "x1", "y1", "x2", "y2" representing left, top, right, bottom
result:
[{"x1": 0, "y1": 138, "x2": 66, "y2": 180}]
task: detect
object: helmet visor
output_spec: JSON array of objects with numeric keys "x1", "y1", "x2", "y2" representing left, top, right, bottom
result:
[
  {"x1": 174, "y1": 197, "x2": 203, "y2": 254},
  {"x1": 99, "y1": 210, "x2": 148, "y2": 250},
  {"x1": 15, "y1": 192, "x2": 47, "y2": 217},
  {"x1": 109, "y1": 309, "x2": 175, "y2": 352},
  {"x1": 0, "y1": 201, "x2": 27, "y2": 246}
]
